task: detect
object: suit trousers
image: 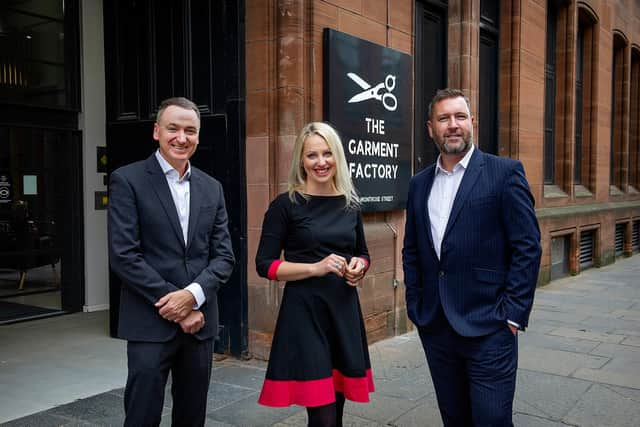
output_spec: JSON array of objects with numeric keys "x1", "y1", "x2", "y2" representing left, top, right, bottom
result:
[
  {"x1": 124, "y1": 332, "x2": 214, "y2": 427},
  {"x1": 418, "y1": 320, "x2": 517, "y2": 427}
]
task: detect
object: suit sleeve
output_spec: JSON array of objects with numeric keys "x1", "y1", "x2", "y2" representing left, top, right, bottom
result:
[
  {"x1": 108, "y1": 170, "x2": 180, "y2": 305},
  {"x1": 255, "y1": 196, "x2": 287, "y2": 279},
  {"x1": 402, "y1": 178, "x2": 421, "y2": 305},
  {"x1": 500, "y1": 162, "x2": 542, "y2": 328},
  {"x1": 193, "y1": 180, "x2": 235, "y2": 301}
]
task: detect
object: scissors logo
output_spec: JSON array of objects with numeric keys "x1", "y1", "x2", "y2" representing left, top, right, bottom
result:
[{"x1": 347, "y1": 73, "x2": 398, "y2": 111}]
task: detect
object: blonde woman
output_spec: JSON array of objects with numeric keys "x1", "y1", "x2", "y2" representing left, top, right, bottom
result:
[{"x1": 256, "y1": 122, "x2": 373, "y2": 426}]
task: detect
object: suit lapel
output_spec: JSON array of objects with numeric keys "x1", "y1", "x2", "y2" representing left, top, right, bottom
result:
[
  {"x1": 443, "y1": 148, "x2": 484, "y2": 239},
  {"x1": 186, "y1": 170, "x2": 202, "y2": 250},
  {"x1": 145, "y1": 155, "x2": 186, "y2": 249}
]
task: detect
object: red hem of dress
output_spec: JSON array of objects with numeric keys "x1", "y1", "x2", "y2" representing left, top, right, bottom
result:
[
  {"x1": 267, "y1": 260, "x2": 283, "y2": 280},
  {"x1": 258, "y1": 368, "x2": 375, "y2": 407}
]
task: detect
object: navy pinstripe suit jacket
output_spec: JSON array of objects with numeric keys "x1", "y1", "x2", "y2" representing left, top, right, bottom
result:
[{"x1": 402, "y1": 147, "x2": 542, "y2": 337}]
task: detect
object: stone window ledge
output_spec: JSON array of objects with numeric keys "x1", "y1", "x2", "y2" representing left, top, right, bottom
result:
[
  {"x1": 544, "y1": 184, "x2": 568, "y2": 199},
  {"x1": 574, "y1": 184, "x2": 593, "y2": 198}
]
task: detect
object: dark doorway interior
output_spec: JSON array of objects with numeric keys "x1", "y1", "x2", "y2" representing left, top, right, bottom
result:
[
  {"x1": 414, "y1": 0, "x2": 448, "y2": 173},
  {"x1": 0, "y1": 127, "x2": 84, "y2": 323},
  {"x1": 103, "y1": 0, "x2": 247, "y2": 356},
  {"x1": 0, "y1": 0, "x2": 84, "y2": 323}
]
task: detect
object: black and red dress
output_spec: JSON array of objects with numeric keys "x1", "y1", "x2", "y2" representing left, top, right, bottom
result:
[{"x1": 255, "y1": 192, "x2": 374, "y2": 407}]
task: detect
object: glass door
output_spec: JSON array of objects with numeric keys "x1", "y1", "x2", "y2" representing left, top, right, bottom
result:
[{"x1": 0, "y1": 127, "x2": 81, "y2": 324}]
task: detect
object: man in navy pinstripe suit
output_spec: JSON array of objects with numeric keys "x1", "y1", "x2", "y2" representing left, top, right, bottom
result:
[{"x1": 402, "y1": 89, "x2": 541, "y2": 426}]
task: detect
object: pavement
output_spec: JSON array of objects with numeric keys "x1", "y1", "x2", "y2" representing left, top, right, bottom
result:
[{"x1": 1, "y1": 254, "x2": 639, "y2": 426}]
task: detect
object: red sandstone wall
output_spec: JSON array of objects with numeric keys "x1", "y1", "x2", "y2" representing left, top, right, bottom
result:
[{"x1": 245, "y1": 0, "x2": 640, "y2": 360}]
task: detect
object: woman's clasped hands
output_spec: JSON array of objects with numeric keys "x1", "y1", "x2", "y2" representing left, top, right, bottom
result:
[{"x1": 314, "y1": 254, "x2": 366, "y2": 286}]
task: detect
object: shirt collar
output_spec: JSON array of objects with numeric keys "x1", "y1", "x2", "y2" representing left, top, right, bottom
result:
[
  {"x1": 435, "y1": 143, "x2": 475, "y2": 176},
  {"x1": 155, "y1": 150, "x2": 191, "y2": 181}
]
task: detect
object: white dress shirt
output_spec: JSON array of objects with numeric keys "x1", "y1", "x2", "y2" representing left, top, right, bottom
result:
[
  {"x1": 428, "y1": 144, "x2": 474, "y2": 260},
  {"x1": 155, "y1": 150, "x2": 205, "y2": 309}
]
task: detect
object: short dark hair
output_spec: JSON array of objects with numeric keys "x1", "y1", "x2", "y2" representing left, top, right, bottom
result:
[
  {"x1": 156, "y1": 97, "x2": 200, "y2": 123},
  {"x1": 427, "y1": 88, "x2": 471, "y2": 120}
]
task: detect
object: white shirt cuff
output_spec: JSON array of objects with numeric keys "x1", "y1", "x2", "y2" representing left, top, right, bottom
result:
[
  {"x1": 507, "y1": 320, "x2": 520, "y2": 329},
  {"x1": 185, "y1": 283, "x2": 205, "y2": 309}
]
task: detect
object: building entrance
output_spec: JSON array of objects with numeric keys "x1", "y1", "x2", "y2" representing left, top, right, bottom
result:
[
  {"x1": 0, "y1": 0, "x2": 84, "y2": 324},
  {"x1": 0, "y1": 128, "x2": 83, "y2": 324},
  {"x1": 103, "y1": 0, "x2": 247, "y2": 356}
]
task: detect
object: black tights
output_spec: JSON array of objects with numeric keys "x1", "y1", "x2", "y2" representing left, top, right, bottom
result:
[{"x1": 306, "y1": 392, "x2": 345, "y2": 427}]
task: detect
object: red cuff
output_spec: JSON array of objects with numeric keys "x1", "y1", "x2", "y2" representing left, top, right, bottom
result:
[
  {"x1": 267, "y1": 260, "x2": 283, "y2": 280},
  {"x1": 357, "y1": 257, "x2": 369, "y2": 271}
]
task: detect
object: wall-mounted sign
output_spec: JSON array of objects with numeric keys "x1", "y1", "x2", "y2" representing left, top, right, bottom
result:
[
  {"x1": 97, "y1": 146, "x2": 107, "y2": 173},
  {"x1": 95, "y1": 191, "x2": 108, "y2": 210},
  {"x1": 323, "y1": 29, "x2": 411, "y2": 212},
  {"x1": 0, "y1": 174, "x2": 11, "y2": 204}
]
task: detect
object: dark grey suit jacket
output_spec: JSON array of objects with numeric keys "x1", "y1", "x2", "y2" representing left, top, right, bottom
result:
[{"x1": 108, "y1": 153, "x2": 235, "y2": 342}]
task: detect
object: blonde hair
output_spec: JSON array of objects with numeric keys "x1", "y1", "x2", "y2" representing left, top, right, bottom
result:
[{"x1": 287, "y1": 122, "x2": 359, "y2": 208}]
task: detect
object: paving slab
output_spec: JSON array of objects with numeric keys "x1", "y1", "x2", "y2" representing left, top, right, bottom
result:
[
  {"x1": 512, "y1": 413, "x2": 576, "y2": 427},
  {"x1": 519, "y1": 346, "x2": 609, "y2": 376},
  {"x1": 0, "y1": 396, "x2": 61, "y2": 425},
  {"x1": 612, "y1": 327, "x2": 640, "y2": 337},
  {"x1": 604, "y1": 384, "x2": 640, "y2": 402},
  {"x1": 0, "y1": 413, "x2": 96, "y2": 427},
  {"x1": 271, "y1": 410, "x2": 308, "y2": 426},
  {"x1": 513, "y1": 399, "x2": 549, "y2": 419},
  {"x1": 514, "y1": 370, "x2": 592, "y2": 420},
  {"x1": 206, "y1": 382, "x2": 260, "y2": 411},
  {"x1": 577, "y1": 316, "x2": 640, "y2": 334},
  {"x1": 563, "y1": 383, "x2": 640, "y2": 427},
  {"x1": 589, "y1": 342, "x2": 640, "y2": 360},
  {"x1": 373, "y1": 372, "x2": 434, "y2": 401},
  {"x1": 527, "y1": 318, "x2": 593, "y2": 335},
  {"x1": 369, "y1": 334, "x2": 427, "y2": 381},
  {"x1": 343, "y1": 392, "x2": 423, "y2": 425},
  {"x1": 387, "y1": 396, "x2": 443, "y2": 427},
  {"x1": 162, "y1": 417, "x2": 236, "y2": 427},
  {"x1": 529, "y1": 308, "x2": 590, "y2": 324},
  {"x1": 603, "y1": 309, "x2": 640, "y2": 321},
  {"x1": 518, "y1": 330, "x2": 601, "y2": 354},
  {"x1": 209, "y1": 365, "x2": 266, "y2": 391},
  {"x1": 200, "y1": 420, "x2": 236, "y2": 427},
  {"x1": 620, "y1": 336, "x2": 640, "y2": 346},
  {"x1": 275, "y1": 410, "x2": 381, "y2": 427},
  {"x1": 535, "y1": 290, "x2": 633, "y2": 307},
  {"x1": 47, "y1": 392, "x2": 124, "y2": 426},
  {"x1": 524, "y1": 321, "x2": 557, "y2": 334},
  {"x1": 205, "y1": 393, "x2": 296, "y2": 427},
  {"x1": 573, "y1": 359, "x2": 640, "y2": 389},
  {"x1": 548, "y1": 326, "x2": 626, "y2": 344}
]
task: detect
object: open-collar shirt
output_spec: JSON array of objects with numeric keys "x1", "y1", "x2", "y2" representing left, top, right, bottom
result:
[
  {"x1": 155, "y1": 150, "x2": 205, "y2": 309},
  {"x1": 428, "y1": 143, "x2": 475, "y2": 260}
]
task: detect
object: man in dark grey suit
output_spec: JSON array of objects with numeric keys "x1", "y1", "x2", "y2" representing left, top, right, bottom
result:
[
  {"x1": 108, "y1": 97, "x2": 235, "y2": 427},
  {"x1": 403, "y1": 89, "x2": 541, "y2": 426}
]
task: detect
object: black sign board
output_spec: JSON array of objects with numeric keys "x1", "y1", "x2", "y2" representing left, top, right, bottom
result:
[
  {"x1": 323, "y1": 29, "x2": 411, "y2": 212},
  {"x1": 0, "y1": 174, "x2": 11, "y2": 204}
]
